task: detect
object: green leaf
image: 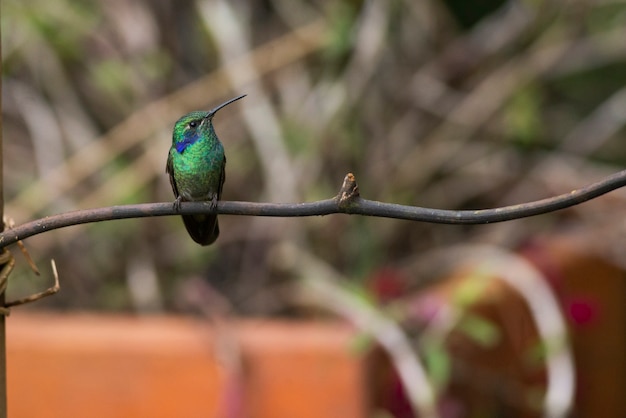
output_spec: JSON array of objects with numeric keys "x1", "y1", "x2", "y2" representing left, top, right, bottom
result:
[
  {"x1": 349, "y1": 331, "x2": 374, "y2": 354},
  {"x1": 423, "y1": 340, "x2": 451, "y2": 390},
  {"x1": 504, "y1": 85, "x2": 543, "y2": 146},
  {"x1": 458, "y1": 314, "x2": 500, "y2": 347},
  {"x1": 452, "y1": 268, "x2": 490, "y2": 307}
]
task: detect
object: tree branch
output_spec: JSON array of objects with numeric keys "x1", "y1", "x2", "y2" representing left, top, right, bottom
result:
[{"x1": 1, "y1": 170, "x2": 625, "y2": 249}]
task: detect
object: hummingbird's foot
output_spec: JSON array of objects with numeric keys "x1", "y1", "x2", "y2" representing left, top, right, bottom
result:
[
  {"x1": 173, "y1": 196, "x2": 182, "y2": 212},
  {"x1": 209, "y1": 194, "x2": 218, "y2": 211}
]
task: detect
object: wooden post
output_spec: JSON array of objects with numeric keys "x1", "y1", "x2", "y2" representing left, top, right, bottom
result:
[{"x1": 0, "y1": 6, "x2": 9, "y2": 416}]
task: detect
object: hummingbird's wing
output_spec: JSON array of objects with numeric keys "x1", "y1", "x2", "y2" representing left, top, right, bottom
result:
[
  {"x1": 217, "y1": 155, "x2": 226, "y2": 199},
  {"x1": 165, "y1": 150, "x2": 180, "y2": 199}
]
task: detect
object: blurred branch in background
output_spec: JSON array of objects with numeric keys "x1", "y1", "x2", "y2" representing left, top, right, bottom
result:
[
  {"x1": 284, "y1": 242, "x2": 438, "y2": 418},
  {"x1": 408, "y1": 245, "x2": 575, "y2": 418}
]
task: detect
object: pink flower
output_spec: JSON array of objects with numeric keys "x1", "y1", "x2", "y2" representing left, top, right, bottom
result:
[{"x1": 567, "y1": 298, "x2": 598, "y2": 326}]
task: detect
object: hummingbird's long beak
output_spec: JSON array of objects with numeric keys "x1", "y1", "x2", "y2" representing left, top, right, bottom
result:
[{"x1": 206, "y1": 94, "x2": 247, "y2": 119}]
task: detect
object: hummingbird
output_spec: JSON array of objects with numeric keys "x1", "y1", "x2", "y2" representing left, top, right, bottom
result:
[{"x1": 166, "y1": 94, "x2": 246, "y2": 245}]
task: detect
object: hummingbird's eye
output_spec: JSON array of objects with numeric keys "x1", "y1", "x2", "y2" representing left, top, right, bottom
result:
[{"x1": 189, "y1": 121, "x2": 198, "y2": 128}]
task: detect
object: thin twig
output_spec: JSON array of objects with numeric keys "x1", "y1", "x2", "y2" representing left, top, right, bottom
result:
[
  {"x1": 5, "y1": 260, "x2": 60, "y2": 308},
  {"x1": 0, "y1": 170, "x2": 625, "y2": 249},
  {"x1": 4, "y1": 217, "x2": 39, "y2": 275}
]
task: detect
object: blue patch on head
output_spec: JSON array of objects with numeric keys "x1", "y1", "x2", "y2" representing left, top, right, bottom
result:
[
  {"x1": 175, "y1": 140, "x2": 189, "y2": 153},
  {"x1": 175, "y1": 134, "x2": 199, "y2": 153}
]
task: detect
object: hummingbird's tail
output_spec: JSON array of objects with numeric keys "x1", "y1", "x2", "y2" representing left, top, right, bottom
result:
[{"x1": 181, "y1": 214, "x2": 219, "y2": 246}]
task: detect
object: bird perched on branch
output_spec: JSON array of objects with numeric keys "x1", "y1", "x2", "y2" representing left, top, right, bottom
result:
[{"x1": 166, "y1": 94, "x2": 246, "y2": 245}]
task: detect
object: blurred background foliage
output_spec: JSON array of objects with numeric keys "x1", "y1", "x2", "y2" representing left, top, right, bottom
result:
[
  {"x1": 2, "y1": 0, "x2": 626, "y2": 315},
  {"x1": 3, "y1": 1, "x2": 626, "y2": 416}
]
